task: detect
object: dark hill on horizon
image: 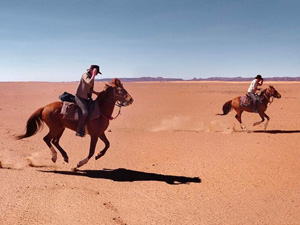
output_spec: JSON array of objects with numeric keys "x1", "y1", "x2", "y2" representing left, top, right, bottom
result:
[{"x1": 96, "y1": 76, "x2": 300, "y2": 82}]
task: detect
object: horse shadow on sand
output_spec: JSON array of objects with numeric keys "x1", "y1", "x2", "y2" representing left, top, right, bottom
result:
[
  {"x1": 40, "y1": 168, "x2": 201, "y2": 185},
  {"x1": 252, "y1": 129, "x2": 300, "y2": 134}
]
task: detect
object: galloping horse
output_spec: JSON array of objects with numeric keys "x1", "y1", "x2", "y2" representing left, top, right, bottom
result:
[
  {"x1": 17, "y1": 78, "x2": 133, "y2": 169},
  {"x1": 218, "y1": 86, "x2": 281, "y2": 130}
]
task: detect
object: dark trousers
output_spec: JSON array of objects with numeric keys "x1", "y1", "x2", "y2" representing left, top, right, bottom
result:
[
  {"x1": 248, "y1": 92, "x2": 257, "y2": 111},
  {"x1": 75, "y1": 95, "x2": 89, "y2": 133}
]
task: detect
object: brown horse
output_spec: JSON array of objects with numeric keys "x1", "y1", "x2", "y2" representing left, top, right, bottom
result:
[
  {"x1": 17, "y1": 78, "x2": 133, "y2": 169},
  {"x1": 218, "y1": 86, "x2": 281, "y2": 130}
]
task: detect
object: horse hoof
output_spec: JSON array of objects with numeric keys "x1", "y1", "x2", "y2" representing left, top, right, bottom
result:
[
  {"x1": 95, "y1": 153, "x2": 103, "y2": 160},
  {"x1": 51, "y1": 156, "x2": 57, "y2": 163},
  {"x1": 77, "y1": 158, "x2": 89, "y2": 168},
  {"x1": 240, "y1": 125, "x2": 247, "y2": 131},
  {"x1": 64, "y1": 157, "x2": 69, "y2": 163},
  {"x1": 71, "y1": 167, "x2": 78, "y2": 172},
  {"x1": 264, "y1": 122, "x2": 269, "y2": 130}
]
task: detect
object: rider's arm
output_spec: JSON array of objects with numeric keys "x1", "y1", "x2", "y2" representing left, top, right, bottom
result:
[
  {"x1": 82, "y1": 69, "x2": 98, "y2": 86},
  {"x1": 92, "y1": 90, "x2": 100, "y2": 96},
  {"x1": 258, "y1": 79, "x2": 264, "y2": 86},
  {"x1": 82, "y1": 74, "x2": 94, "y2": 86}
]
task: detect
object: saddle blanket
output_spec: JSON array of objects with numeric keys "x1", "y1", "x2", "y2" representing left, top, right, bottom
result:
[
  {"x1": 60, "y1": 101, "x2": 100, "y2": 121},
  {"x1": 240, "y1": 94, "x2": 252, "y2": 107},
  {"x1": 241, "y1": 94, "x2": 262, "y2": 111}
]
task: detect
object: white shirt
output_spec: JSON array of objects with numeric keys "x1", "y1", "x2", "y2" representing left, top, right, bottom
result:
[{"x1": 248, "y1": 79, "x2": 259, "y2": 93}]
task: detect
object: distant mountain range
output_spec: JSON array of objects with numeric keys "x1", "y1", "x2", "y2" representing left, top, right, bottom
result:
[{"x1": 96, "y1": 76, "x2": 300, "y2": 82}]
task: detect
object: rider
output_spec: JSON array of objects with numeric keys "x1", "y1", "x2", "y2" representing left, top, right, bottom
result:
[
  {"x1": 248, "y1": 74, "x2": 264, "y2": 112},
  {"x1": 75, "y1": 65, "x2": 102, "y2": 137}
]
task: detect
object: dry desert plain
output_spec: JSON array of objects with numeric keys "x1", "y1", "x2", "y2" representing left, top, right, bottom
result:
[{"x1": 0, "y1": 81, "x2": 300, "y2": 225}]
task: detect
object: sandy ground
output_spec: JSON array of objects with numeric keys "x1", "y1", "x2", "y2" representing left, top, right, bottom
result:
[{"x1": 0, "y1": 81, "x2": 299, "y2": 225}]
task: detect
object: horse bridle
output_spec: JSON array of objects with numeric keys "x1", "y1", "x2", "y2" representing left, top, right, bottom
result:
[
  {"x1": 112, "y1": 86, "x2": 131, "y2": 107},
  {"x1": 263, "y1": 88, "x2": 274, "y2": 105},
  {"x1": 99, "y1": 105, "x2": 121, "y2": 120},
  {"x1": 99, "y1": 86, "x2": 129, "y2": 120}
]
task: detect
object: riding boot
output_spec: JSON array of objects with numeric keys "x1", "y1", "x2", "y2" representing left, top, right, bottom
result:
[
  {"x1": 252, "y1": 101, "x2": 259, "y2": 113},
  {"x1": 255, "y1": 101, "x2": 259, "y2": 113},
  {"x1": 252, "y1": 101, "x2": 256, "y2": 112},
  {"x1": 76, "y1": 114, "x2": 88, "y2": 137}
]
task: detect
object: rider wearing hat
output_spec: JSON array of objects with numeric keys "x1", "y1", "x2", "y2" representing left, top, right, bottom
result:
[
  {"x1": 75, "y1": 65, "x2": 102, "y2": 137},
  {"x1": 248, "y1": 74, "x2": 263, "y2": 112}
]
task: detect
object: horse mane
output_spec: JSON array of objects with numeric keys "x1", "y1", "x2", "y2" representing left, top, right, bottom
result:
[
  {"x1": 97, "y1": 90, "x2": 106, "y2": 99},
  {"x1": 96, "y1": 80, "x2": 117, "y2": 101},
  {"x1": 97, "y1": 78, "x2": 123, "y2": 101},
  {"x1": 104, "y1": 83, "x2": 112, "y2": 90},
  {"x1": 259, "y1": 88, "x2": 267, "y2": 97},
  {"x1": 260, "y1": 86, "x2": 274, "y2": 97},
  {"x1": 104, "y1": 78, "x2": 123, "y2": 90}
]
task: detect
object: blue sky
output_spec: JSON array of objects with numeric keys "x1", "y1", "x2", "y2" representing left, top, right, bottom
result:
[{"x1": 0, "y1": 0, "x2": 299, "y2": 81}]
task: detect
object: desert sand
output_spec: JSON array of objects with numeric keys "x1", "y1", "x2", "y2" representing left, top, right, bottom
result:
[{"x1": 0, "y1": 81, "x2": 299, "y2": 225}]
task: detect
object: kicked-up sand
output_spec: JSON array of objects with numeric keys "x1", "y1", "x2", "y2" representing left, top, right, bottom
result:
[{"x1": 0, "y1": 81, "x2": 299, "y2": 225}]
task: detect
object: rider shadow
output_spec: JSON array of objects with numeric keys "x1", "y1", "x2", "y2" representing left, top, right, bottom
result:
[
  {"x1": 252, "y1": 129, "x2": 300, "y2": 134},
  {"x1": 41, "y1": 168, "x2": 201, "y2": 185}
]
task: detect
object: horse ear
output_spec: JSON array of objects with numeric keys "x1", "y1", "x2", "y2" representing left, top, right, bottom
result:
[
  {"x1": 111, "y1": 78, "x2": 122, "y2": 87},
  {"x1": 269, "y1": 85, "x2": 274, "y2": 89}
]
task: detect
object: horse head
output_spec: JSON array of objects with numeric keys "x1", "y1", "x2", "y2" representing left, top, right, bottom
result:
[
  {"x1": 268, "y1": 85, "x2": 281, "y2": 99},
  {"x1": 104, "y1": 78, "x2": 134, "y2": 106}
]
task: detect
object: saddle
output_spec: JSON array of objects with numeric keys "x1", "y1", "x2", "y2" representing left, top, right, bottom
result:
[
  {"x1": 240, "y1": 93, "x2": 258, "y2": 108},
  {"x1": 60, "y1": 100, "x2": 100, "y2": 121},
  {"x1": 241, "y1": 93, "x2": 262, "y2": 112}
]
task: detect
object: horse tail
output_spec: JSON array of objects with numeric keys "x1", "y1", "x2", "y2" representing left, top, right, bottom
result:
[
  {"x1": 17, "y1": 107, "x2": 44, "y2": 139},
  {"x1": 217, "y1": 100, "x2": 232, "y2": 116}
]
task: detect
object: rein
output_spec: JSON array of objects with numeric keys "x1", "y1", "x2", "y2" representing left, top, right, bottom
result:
[
  {"x1": 96, "y1": 85, "x2": 128, "y2": 121},
  {"x1": 99, "y1": 105, "x2": 121, "y2": 121},
  {"x1": 262, "y1": 89, "x2": 274, "y2": 106},
  {"x1": 98, "y1": 95, "x2": 123, "y2": 121}
]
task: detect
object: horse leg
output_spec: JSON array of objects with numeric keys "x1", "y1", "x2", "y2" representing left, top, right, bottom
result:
[
  {"x1": 76, "y1": 136, "x2": 98, "y2": 168},
  {"x1": 51, "y1": 128, "x2": 69, "y2": 163},
  {"x1": 263, "y1": 113, "x2": 270, "y2": 130},
  {"x1": 43, "y1": 132, "x2": 57, "y2": 163},
  {"x1": 253, "y1": 112, "x2": 270, "y2": 130},
  {"x1": 235, "y1": 111, "x2": 246, "y2": 130},
  {"x1": 95, "y1": 133, "x2": 110, "y2": 160},
  {"x1": 253, "y1": 112, "x2": 265, "y2": 127}
]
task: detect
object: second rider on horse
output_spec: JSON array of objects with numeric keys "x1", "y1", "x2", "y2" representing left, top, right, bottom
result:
[{"x1": 248, "y1": 74, "x2": 263, "y2": 112}]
